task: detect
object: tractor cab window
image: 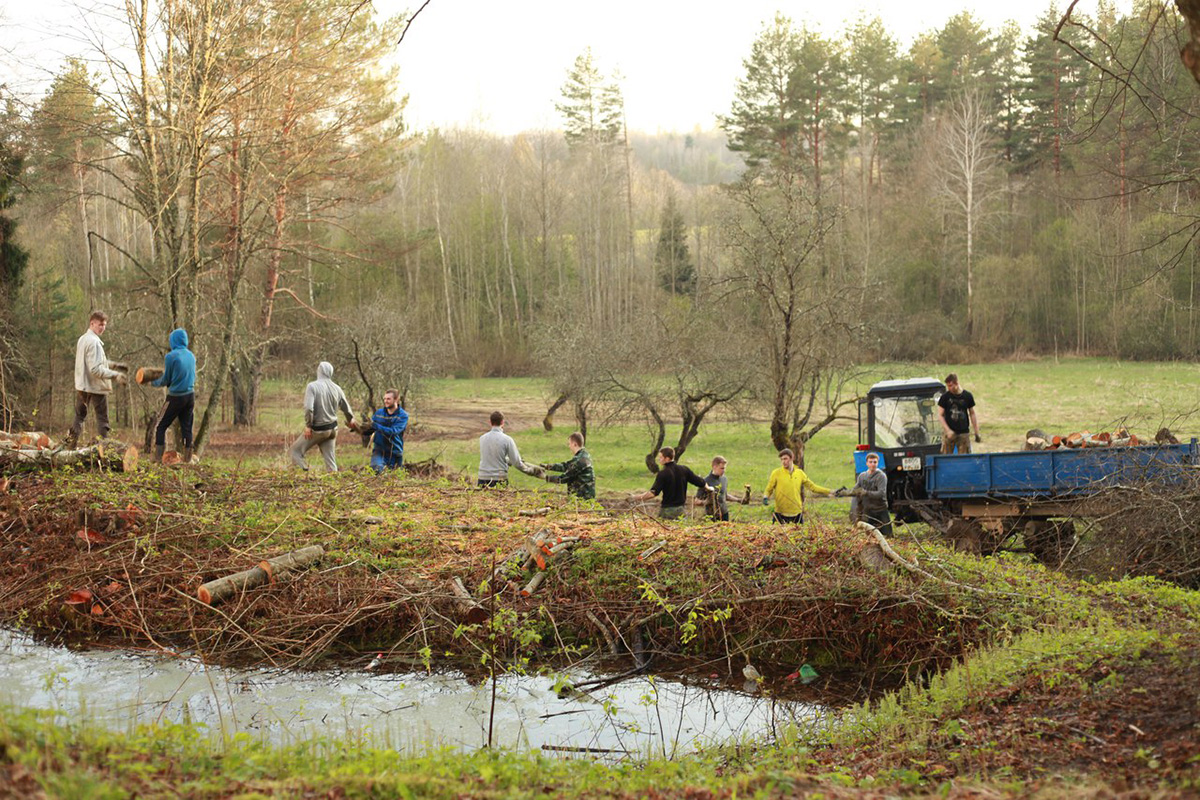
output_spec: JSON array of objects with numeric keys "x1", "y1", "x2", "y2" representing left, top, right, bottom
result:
[{"x1": 872, "y1": 393, "x2": 943, "y2": 449}]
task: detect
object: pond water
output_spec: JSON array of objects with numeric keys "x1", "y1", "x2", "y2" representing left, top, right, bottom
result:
[{"x1": 0, "y1": 630, "x2": 828, "y2": 758}]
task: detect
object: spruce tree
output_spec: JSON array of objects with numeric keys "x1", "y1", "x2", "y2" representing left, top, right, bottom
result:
[
  {"x1": 654, "y1": 193, "x2": 693, "y2": 296},
  {"x1": 0, "y1": 104, "x2": 29, "y2": 303}
]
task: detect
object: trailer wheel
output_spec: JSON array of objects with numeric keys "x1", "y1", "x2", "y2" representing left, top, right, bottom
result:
[
  {"x1": 1025, "y1": 520, "x2": 1077, "y2": 568},
  {"x1": 947, "y1": 519, "x2": 987, "y2": 555}
]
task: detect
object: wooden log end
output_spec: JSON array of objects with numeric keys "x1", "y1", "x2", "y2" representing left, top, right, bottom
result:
[
  {"x1": 136, "y1": 366, "x2": 164, "y2": 385},
  {"x1": 123, "y1": 445, "x2": 139, "y2": 472},
  {"x1": 856, "y1": 541, "x2": 893, "y2": 572},
  {"x1": 197, "y1": 585, "x2": 213, "y2": 605}
]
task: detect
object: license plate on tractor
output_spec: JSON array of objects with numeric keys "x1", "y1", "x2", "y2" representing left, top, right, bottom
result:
[{"x1": 902, "y1": 456, "x2": 921, "y2": 471}]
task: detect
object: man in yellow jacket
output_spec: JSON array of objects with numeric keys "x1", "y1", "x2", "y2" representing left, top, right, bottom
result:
[{"x1": 763, "y1": 448, "x2": 833, "y2": 524}]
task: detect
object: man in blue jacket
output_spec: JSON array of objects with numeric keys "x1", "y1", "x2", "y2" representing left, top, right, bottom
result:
[
  {"x1": 151, "y1": 328, "x2": 197, "y2": 464},
  {"x1": 369, "y1": 388, "x2": 409, "y2": 474}
]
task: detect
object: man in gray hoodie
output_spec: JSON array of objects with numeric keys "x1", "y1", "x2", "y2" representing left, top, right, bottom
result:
[
  {"x1": 289, "y1": 362, "x2": 356, "y2": 472},
  {"x1": 68, "y1": 310, "x2": 126, "y2": 447}
]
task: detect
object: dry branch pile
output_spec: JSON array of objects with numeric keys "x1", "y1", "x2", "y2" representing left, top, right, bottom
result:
[{"x1": 0, "y1": 468, "x2": 1048, "y2": 679}]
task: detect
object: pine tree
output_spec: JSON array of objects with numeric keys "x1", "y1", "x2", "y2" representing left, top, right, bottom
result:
[
  {"x1": 556, "y1": 49, "x2": 623, "y2": 152},
  {"x1": 654, "y1": 192, "x2": 693, "y2": 296}
]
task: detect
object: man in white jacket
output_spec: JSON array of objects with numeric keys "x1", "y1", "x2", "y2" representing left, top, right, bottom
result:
[
  {"x1": 289, "y1": 361, "x2": 357, "y2": 472},
  {"x1": 68, "y1": 311, "x2": 126, "y2": 447}
]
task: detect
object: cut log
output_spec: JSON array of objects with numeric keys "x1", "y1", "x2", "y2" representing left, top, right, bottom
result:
[
  {"x1": 518, "y1": 506, "x2": 552, "y2": 517},
  {"x1": 449, "y1": 577, "x2": 489, "y2": 624},
  {"x1": 198, "y1": 545, "x2": 325, "y2": 605},
  {"x1": 197, "y1": 565, "x2": 268, "y2": 606},
  {"x1": 520, "y1": 570, "x2": 547, "y2": 597},
  {"x1": 0, "y1": 431, "x2": 53, "y2": 450},
  {"x1": 259, "y1": 545, "x2": 325, "y2": 581},
  {"x1": 1156, "y1": 427, "x2": 1181, "y2": 445},
  {"x1": 0, "y1": 439, "x2": 138, "y2": 473},
  {"x1": 857, "y1": 541, "x2": 893, "y2": 572},
  {"x1": 136, "y1": 366, "x2": 165, "y2": 385}
]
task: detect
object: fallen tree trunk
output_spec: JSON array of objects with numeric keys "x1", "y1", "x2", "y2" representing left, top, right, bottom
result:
[
  {"x1": 450, "y1": 577, "x2": 489, "y2": 624},
  {"x1": 198, "y1": 545, "x2": 325, "y2": 605},
  {"x1": 0, "y1": 440, "x2": 138, "y2": 473}
]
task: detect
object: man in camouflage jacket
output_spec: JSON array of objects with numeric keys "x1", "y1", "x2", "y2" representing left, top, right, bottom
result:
[{"x1": 541, "y1": 432, "x2": 595, "y2": 499}]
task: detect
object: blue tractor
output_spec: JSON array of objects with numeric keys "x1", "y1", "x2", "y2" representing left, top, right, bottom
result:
[
  {"x1": 854, "y1": 377, "x2": 1199, "y2": 566},
  {"x1": 854, "y1": 377, "x2": 946, "y2": 524}
]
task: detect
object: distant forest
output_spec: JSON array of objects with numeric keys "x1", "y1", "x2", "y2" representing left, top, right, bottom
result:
[{"x1": 1, "y1": 1, "x2": 1198, "y2": 447}]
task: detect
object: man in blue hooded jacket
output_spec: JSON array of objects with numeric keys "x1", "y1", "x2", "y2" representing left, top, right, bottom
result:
[
  {"x1": 151, "y1": 328, "x2": 197, "y2": 464},
  {"x1": 369, "y1": 388, "x2": 409, "y2": 474}
]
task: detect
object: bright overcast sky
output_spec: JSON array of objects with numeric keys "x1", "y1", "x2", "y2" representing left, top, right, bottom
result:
[{"x1": 2, "y1": 0, "x2": 1129, "y2": 135}]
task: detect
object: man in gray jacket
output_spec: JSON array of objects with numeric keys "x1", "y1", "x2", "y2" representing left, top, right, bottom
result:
[
  {"x1": 477, "y1": 411, "x2": 542, "y2": 487},
  {"x1": 68, "y1": 311, "x2": 126, "y2": 447},
  {"x1": 289, "y1": 362, "x2": 356, "y2": 472},
  {"x1": 847, "y1": 452, "x2": 892, "y2": 536}
]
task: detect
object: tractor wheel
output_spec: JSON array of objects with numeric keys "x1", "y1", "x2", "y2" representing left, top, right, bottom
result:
[{"x1": 1025, "y1": 520, "x2": 1077, "y2": 568}]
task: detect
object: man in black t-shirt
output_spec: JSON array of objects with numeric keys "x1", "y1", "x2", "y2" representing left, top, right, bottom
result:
[
  {"x1": 937, "y1": 373, "x2": 981, "y2": 454},
  {"x1": 635, "y1": 446, "x2": 711, "y2": 519}
]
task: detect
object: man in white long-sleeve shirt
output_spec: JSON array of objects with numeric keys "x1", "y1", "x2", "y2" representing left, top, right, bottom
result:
[
  {"x1": 477, "y1": 411, "x2": 541, "y2": 487},
  {"x1": 68, "y1": 311, "x2": 126, "y2": 447}
]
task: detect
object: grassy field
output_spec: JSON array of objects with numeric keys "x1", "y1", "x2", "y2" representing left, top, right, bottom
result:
[
  {"x1": 6, "y1": 358, "x2": 1200, "y2": 797},
  {"x1": 228, "y1": 358, "x2": 1200, "y2": 524}
]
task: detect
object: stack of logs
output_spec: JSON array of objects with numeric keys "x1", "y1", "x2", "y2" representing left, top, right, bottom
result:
[
  {"x1": 1024, "y1": 427, "x2": 1180, "y2": 451},
  {"x1": 445, "y1": 527, "x2": 585, "y2": 624},
  {"x1": 0, "y1": 431, "x2": 139, "y2": 472}
]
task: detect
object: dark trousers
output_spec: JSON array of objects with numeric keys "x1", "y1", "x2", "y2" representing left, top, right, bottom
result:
[
  {"x1": 477, "y1": 478, "x2": 507, "y2": 488},
  {"x1": 155, "y1": 393, "x2": 195, "y2": 448},
  {"x1": 70, "y1": 391, "x2": 110, "y2": 440},
  {"x1": 861, "y1": 509, "x2": 893, "y2": 537},
  {"x1": 773, "y1": 512, "x2": 803, "y2": 525}
]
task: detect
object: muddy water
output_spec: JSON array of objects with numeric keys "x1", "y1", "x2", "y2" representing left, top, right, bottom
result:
[{"x1": 0, "y1": 630, "x2": 827, "y2": 757}]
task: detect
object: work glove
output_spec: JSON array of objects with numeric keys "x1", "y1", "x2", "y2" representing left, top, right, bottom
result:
[{"x1": 761, "y1": 496, "x2": 770, "y2": 506}]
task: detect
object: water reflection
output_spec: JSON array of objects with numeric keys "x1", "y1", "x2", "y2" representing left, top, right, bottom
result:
[{"x1": 0, "y1": 630, "x2": 826, "y2": 757}]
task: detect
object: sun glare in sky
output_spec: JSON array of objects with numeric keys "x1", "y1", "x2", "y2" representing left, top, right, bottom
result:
[{"x1": 2, "y1": 0, "x2": 1123, "y2": 135}]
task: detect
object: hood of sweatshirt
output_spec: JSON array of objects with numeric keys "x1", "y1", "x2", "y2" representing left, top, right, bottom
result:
[
  {"x1": 317, "y1": 361, "x2": 334, "y2": 381},
  {"x1": 169, "y1": 328, "x2": 189, "y2": 349}
]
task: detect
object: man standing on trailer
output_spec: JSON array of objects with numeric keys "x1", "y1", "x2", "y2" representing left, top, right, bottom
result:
[{"x1": 938, "y1": 373, "x2": 981, "y2": 455}]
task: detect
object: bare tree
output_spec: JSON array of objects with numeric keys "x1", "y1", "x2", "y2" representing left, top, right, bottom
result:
[
  {"x1": 594, "y1": 304, "x2": 752, "y2": 473},
  {"x1": 931, "y1": 89, "x2": 1005, "y2": 340},
  {"x1": 723, "y1": 174, "x2": 862, "y2": 464}
]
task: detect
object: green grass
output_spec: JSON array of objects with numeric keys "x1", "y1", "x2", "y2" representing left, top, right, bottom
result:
[{"x1": 210, "y1": 359, "x2": 1200, "y2": 520}]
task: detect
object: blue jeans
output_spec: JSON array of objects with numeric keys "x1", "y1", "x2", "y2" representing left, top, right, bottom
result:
[{"x1": 370, "y1": 452, "x2": 403, "y2": 474}]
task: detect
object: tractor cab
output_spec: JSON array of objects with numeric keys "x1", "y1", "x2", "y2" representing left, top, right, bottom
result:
[{"x1": 855, "y1": 378, "x2": 945, "y2": 521}]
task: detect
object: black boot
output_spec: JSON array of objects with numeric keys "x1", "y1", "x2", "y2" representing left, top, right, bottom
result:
[
  {"x1": 154, "y1": 445, "x2": 165, "y2": 463},
  {"x1": 182, "y1": 446, "x2": 193, "y2": 464}
]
